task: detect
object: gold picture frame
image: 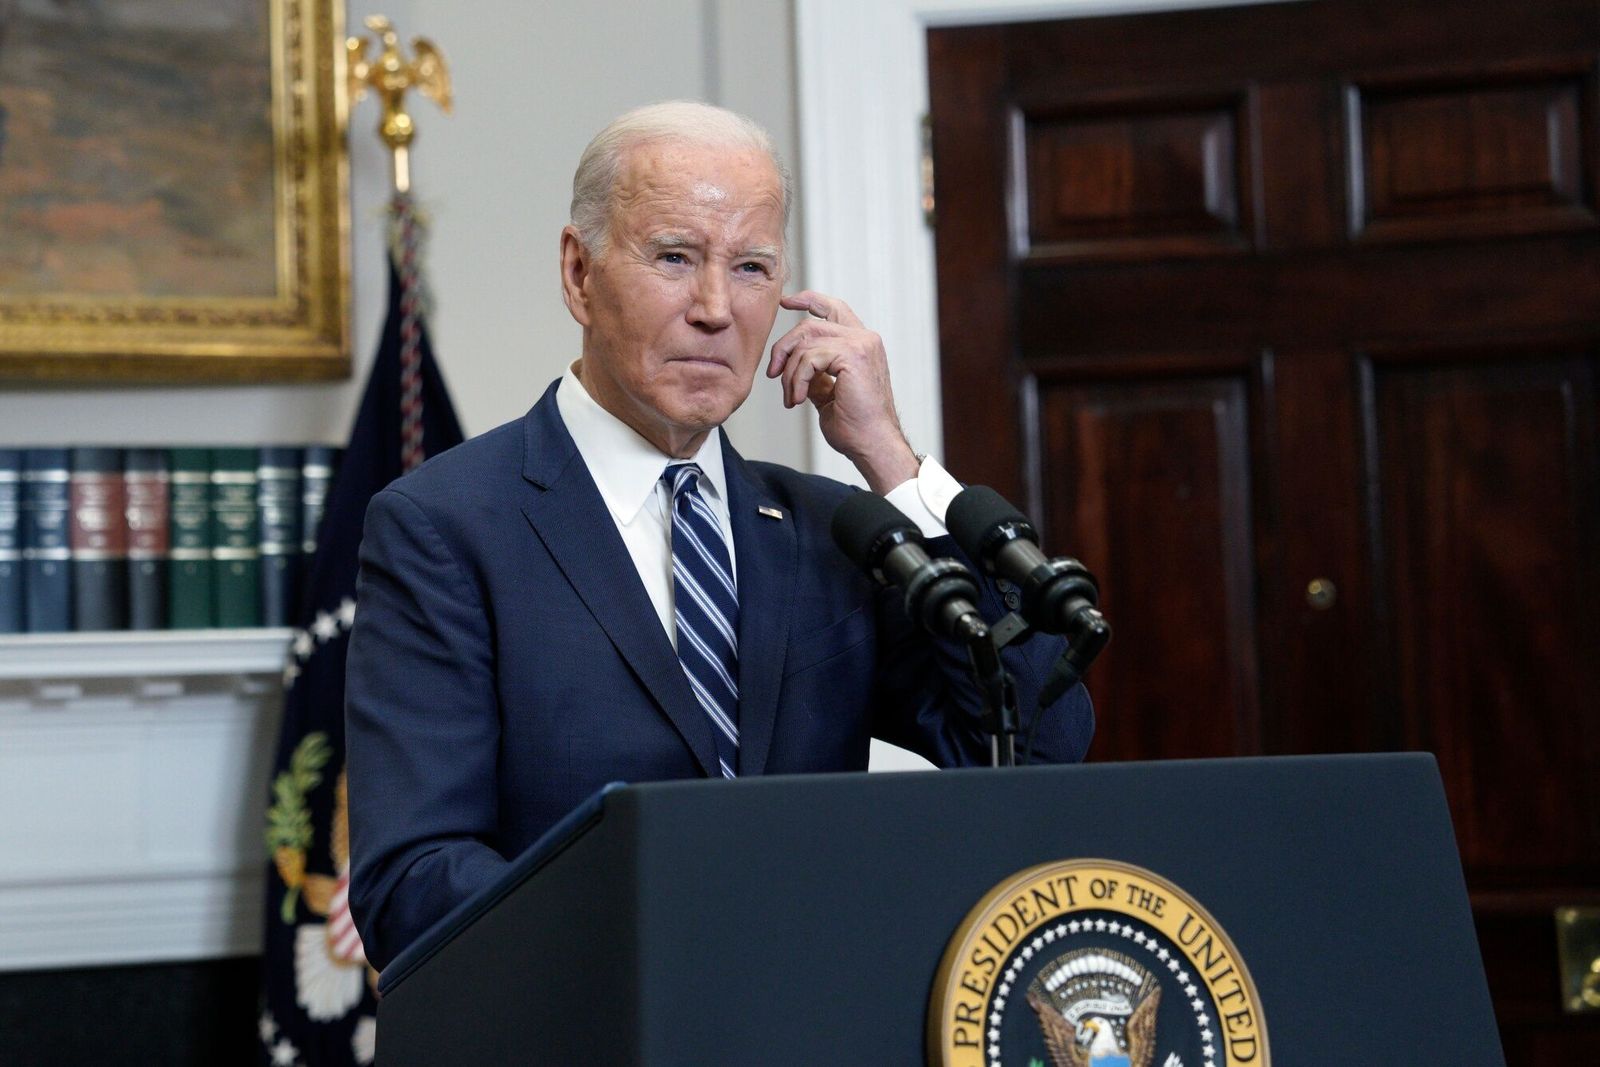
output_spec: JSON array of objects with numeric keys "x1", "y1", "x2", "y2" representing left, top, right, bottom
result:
[{"x1": 0, "y1": 0, "x2": 350, "y2": 383}]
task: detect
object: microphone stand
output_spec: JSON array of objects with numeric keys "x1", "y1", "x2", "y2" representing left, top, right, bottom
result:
[
  {"x1": 956, "y1": 607, "x2": 1100, "y2": 769},
  {"x1": 962, "y1": 626, "x2": 1019, "y2": 767},
  {"x1": 914, "y1": 574, "x2": 1109, "y2": 769},
  {"x1": 981, "y1": 596, "x2": 1111, "y2": 766}
]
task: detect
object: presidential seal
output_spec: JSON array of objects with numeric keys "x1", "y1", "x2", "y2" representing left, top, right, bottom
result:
[{"x1": 928, "y1": 860, "x2": 1268, "y2": 1067}]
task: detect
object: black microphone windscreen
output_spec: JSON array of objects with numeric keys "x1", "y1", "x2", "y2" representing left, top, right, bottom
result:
[
  {"x1": 946, "y1": 485, "x2": 1031, "y2": 559},
  {"x1": 831, "y1": 491, "x2": 918, "y2": 569}
]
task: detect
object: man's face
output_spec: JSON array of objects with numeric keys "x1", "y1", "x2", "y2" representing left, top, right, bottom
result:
[{"x1": 561, "y1": 138, "x2": 786, "y2": 456}]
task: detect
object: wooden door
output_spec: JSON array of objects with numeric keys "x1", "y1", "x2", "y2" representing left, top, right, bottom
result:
[{"x1": 928, "y1": 0, "x2": 1600, "y2": 1058}]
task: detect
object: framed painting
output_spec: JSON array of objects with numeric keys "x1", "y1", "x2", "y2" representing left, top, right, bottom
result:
[{"x1": 0, "y1": 0, "x2": 349, "y2": 382}]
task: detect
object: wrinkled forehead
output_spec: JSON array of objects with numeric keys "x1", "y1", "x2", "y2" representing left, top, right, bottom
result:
[{"x1": 614, "y1": 138, "x2": 785, "y2": 218}]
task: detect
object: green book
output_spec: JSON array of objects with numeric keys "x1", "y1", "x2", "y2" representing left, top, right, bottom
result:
[
  {"x1": 210, "y1": 448, "x2": 261, "y2": 628},
  {"x1": 167, "y1": 448, "x2": 214, "y2": 628}
]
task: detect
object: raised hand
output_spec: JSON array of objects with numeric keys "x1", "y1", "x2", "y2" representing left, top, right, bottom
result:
[{"x1": 768, "y1": 290, "x2": 919, "y2": 493}]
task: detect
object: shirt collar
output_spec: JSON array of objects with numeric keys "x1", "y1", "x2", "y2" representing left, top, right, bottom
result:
[{"x1": 556, "y1": 363, "x2": 728, "y2": 525}]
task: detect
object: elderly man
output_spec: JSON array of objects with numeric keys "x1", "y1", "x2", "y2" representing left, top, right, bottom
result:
[{"x1": 346, "y1": 102, "x2": 1093, "y2": 970}]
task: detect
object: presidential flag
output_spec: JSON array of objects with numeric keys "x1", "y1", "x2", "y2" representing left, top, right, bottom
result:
[{"x1": 260, "y1": 194, "x2": 464, "y2": 1067}]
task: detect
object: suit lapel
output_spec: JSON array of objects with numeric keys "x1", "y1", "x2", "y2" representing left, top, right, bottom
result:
[
  {"x1": 517, "y1": 384, "x2": 718, "y2": 778},
  {"x1": 722, "y1": 438, "x2": 796, "y2": 776}
]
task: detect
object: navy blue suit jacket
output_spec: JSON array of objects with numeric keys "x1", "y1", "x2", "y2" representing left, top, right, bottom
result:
[{"x1": 346, "y1": 381, "x2": 1094, "y2": 970}]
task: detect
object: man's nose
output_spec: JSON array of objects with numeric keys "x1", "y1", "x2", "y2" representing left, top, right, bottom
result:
[{"x1": 688, "y1": 268, "x2": 733, "y2": 330}]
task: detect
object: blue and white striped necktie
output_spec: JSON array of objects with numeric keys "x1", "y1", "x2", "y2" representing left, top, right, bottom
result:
[{"x1": 662, "y1": 463, "x2": 740, "y2": 778}]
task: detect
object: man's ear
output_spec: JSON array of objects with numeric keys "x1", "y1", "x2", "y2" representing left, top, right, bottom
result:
[{"x1": 559, "y1": 225, "x2": 592, "y2": 328}]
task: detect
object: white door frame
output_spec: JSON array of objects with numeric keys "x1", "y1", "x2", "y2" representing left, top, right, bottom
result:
[{"x1": 793, "y1": 0, "x2": 1293, "y2": 480}]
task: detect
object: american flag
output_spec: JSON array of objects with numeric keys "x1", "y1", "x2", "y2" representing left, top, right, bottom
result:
[{"x1": 259, "y1": 194, "x2": 464, "y2": 1067}]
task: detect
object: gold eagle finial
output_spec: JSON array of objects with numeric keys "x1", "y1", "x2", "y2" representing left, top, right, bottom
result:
[{"x1": 347, "y1": 15, "x2": 453, "y2": 193}]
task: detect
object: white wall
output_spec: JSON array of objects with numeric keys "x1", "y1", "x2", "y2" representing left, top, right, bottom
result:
[{"x1": 0, "y1": 0, "x2": 810, "y2": 470}]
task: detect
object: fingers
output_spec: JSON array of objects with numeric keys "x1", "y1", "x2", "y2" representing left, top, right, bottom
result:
[
  {"x1": 769, "y1": 291, "x2": 887, "y2": 417},
  {"x1": 781, "y1": 341, "x2": 843, "y2": 409},
  {"x1": 771, "y1": 293, "x2": 905, "y2": 473},
  {"x1": 781, "y1": 290, "x2": 863, "y2": 328},
  {"x1": 767, "y1": 318, "x2": 847, "y2": 378},
  {"x1": 805, "y1": 367, "x2": 838, "y2": 408},
  {"x1": 768, "y1": 291, "x2": 867, "y2": 378}
]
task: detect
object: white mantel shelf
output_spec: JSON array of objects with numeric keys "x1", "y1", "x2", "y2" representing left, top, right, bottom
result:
[
  {"x1": 0, "y1": 628, "x2": 292, "y2": 682},
  {"x1": 0, "y1": 630, "x2": 291, "y2": 972}
]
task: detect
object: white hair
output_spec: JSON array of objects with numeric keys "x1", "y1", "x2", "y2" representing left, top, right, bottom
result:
[{"x1": 569, "y1": 100, "x2": 793, "y2": 257}]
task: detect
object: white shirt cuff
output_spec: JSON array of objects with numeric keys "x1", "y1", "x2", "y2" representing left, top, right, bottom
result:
[{"x1": 882, "y1": 456, "x2": 963, "y2": 538}]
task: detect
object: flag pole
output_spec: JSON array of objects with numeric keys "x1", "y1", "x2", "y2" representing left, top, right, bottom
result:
[
  {"x1": 346, "y1": 14, "x2": 454, "y2": 196},
  {"x1": 347, "y1": 14, "x2": 454, "y2": 471},
  {"x1": 261, "y1": 17, "x2": 464, "y2": 1066}
]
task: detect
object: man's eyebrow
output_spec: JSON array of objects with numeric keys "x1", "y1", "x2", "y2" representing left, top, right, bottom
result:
[
  {"x1": 644, "y1": 232, "x2": 700, "y2": 252},
  {"x1": 738, "y1": 245, "x2": 780, "y2": 261}
]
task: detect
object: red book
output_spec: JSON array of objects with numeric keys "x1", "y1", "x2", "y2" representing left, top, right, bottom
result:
[
  {"x1": 125, "y1": 449, "x2": 170, "y2": 630},
  {"x1": 69, "y1": 447, "x2": 129, "y2": 631}
]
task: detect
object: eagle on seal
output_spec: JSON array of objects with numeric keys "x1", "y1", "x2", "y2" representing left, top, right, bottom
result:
[{"x1": 1026, "y1": 986, "x2": 1160, "y2": 1067}]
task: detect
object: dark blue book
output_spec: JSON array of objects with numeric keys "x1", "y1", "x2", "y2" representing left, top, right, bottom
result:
[
  {"x1": 0, "y1": 449, "x2": 21, "y2": 634},
  {"x1": 70, "y1": 447, "x2": 128, "y2": 631},
  {"x1": 258, "y1": 447, "x2": 302, "y2": 627},
  {"x1": 22, "y1": 448, "x2": 72, "y2": 632},
  {"x1": 297, "y1": 446, "x2": 339, "y2": 623},
  {"x1": 125, "y1": 449, "x2": 169, "y2": 631},
  {"x1": 300, "y1": 446, "x2": 339, "y2": 559}
]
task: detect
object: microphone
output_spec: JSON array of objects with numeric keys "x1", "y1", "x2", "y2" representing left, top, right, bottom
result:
[
  {"x1": 946, "y1": 486, "x2": 1106, "y2": 640},
  {"x1": 831, "y1": 492, "x2": 988, "y2": 645},
  {"x1": 947, "y1": 485, "x2": 1111, "y2": 743}
]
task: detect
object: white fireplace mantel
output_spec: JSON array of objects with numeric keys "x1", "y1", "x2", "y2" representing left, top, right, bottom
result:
[{"x1": 0, "y1": 630, "x2": 290, "y2": 971}]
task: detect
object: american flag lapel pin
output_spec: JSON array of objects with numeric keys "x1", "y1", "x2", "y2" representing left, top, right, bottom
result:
[{"x1": 757, "y1": 505, "x2": 783, "y2": 520}]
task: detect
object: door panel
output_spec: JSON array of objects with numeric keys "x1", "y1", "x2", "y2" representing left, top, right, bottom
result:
[
  {"x1": 1037, "y1": 371, "x2": 1260, "y2": 760},
  {"x1": 1348, "y1": 64, "x2": 1599, "y2": 242},
  {"x1": 1367, "y1": 348, "x2": 1600, "y2": 874},
  {"x1": 1016, "y1": 92, "x2": 1255, "y2": 261}
]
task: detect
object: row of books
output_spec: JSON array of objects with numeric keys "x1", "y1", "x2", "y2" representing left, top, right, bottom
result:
[{"x1": 0, "y1": 446, "x2": 343, "y2": 634}]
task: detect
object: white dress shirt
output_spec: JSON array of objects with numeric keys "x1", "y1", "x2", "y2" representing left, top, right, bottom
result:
[{"x1": 555, "y1": 367, "x2": 963, "y2": 648}]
